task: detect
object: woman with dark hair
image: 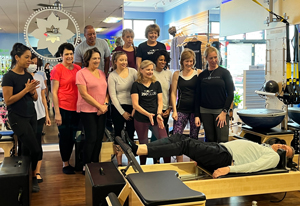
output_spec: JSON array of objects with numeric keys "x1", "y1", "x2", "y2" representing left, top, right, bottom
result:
[
  {"x1": 26, "y1": 55, "x2": 51, "y2": 183},
  {"x1": 108, "y1": 51, "x2": 137, "y2": 166},
  {"x1": 131, "y1": 60, "x2": 168, "y2": 165},
  {"x1": 195, "y1": 45, "x2": 234, "y2": 143},
  {"x1": 136, "y1": 24, "x2": 166, "y2": 69},
  {"x1": 2, "y1": 43, "x2": 41, "y2": 192},
  {"x1": 76, "y1": 47, "x2": 109, "y2": 174},
  {"x1": 51, "y1": 43, "x2": 81, "y2": 174},
  {"x1": 152, "y1": 50, "x2": 172, "y2": 131},
  {"x1": 113, "y1": 29, "x2": 137, "y2": 69}
]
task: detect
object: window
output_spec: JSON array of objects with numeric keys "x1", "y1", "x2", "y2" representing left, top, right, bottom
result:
[
  {"x1": 123, "y1": 19, "x2": 155, "y2": 40},
  {"x1": 246, "y1": 31, "x2": 263, "y2": 40},
  {"x1": 210, "y1": 22, "x2": 220, "y2": 34}
]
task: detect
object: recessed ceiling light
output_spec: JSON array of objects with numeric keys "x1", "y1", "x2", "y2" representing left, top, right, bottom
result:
[
  {"x1": 103, "y1": 17, "x2": 122, "y2": 23},
  {"x1": 95, "y1": 28, "x2": 105, "y2": 32}
]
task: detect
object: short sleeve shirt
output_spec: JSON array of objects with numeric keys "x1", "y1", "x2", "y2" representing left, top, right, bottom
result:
[
  {"x1": 33, "y1": 73, "x2": 46, "y2": 120},
  {"x1": 50, "y1": 64, "x2": 81, "y2": 111},
  {"x1": 76, "y1": 68, "x2": 107, "y2": 113},
  {"x1": 1, "y1": 70, "x2": 35, "y2": 117},
  {"x1": 130, "y1": 81, "x2": 162, "y2": 122},
  {"x1": 74, "y1": 38, "x2": 110, "y2": 71},
  {"x1": 136, "y1": 41, "x2": 166, "y2": 63}
]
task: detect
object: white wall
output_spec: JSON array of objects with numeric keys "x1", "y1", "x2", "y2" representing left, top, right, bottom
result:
[{"x1": 220, "y1": 0, "x2": 300, "y2": 36}]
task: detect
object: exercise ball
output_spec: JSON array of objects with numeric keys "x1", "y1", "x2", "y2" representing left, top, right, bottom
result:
[{"x1": 264, "y1": 80, "x2": 279, "y2": 93}]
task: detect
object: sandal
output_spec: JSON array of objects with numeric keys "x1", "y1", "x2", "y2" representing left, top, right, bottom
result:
[{"x1": 36, "y1": 173, "x2": 43, "y2": 183}]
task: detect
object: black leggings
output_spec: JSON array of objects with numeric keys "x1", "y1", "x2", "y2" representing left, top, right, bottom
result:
[
  {"x1": 201, "y1": 113, "x2": 229, "y2": 143},
  {"x1": 147, "y1": 134, "x2": 232, "y2": 173},
  {"x1": 111, "y1": 104, "x2": 135, "y2": 144},
  {"x1": 9, "y1": 112, "x2": 42, "y2": 171},
  {"x1": 58, "y1": 108, "x2": 80, "y2": 162},
  {"x1": 80, "y1": 112, "x2": 106, "y2": 165}
]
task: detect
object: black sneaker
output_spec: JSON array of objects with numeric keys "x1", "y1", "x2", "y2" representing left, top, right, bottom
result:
[
  {"x1": 126, "y1": 137, "x2": 138, "y2": 156},
  {"x1": 62, "y1": 165, "x2": 75, "y2": 174},
  {"x1": 32, "y1": 177, "x2": 40, "y2": 193}
]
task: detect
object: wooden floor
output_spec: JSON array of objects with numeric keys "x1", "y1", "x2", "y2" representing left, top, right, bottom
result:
[
  {"x1": 4, "y1": 101, "x2": 300, "y2": 206},
  {"x1": 29, "y1": 150, "x2": 300, "y2": 206}
]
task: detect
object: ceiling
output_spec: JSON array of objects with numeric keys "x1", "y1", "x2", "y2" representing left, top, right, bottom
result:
[
  {"x1": 0, "y1": 0, "x2": 123, "y2": 34},
  {"x1": 124, "y1": 0, "x2": 188, "y2": 12}
]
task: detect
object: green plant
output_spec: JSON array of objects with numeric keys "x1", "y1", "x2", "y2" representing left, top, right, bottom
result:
[{"x1": 233, "y1": 92, "x2": 242, "y2": 107}]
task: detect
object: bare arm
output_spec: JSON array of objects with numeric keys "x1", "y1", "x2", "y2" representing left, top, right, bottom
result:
[
  {"x1": 157, "y1": 93, "x2": 163, "y2": 115},
  {"x1": 51, "y1": 80, "x2": 62, "y2": 125},
  {"x1": 136, "y1": 57, "x2": 142, "y2": 70},
  {"x1": 131, "y1": 93, "x2": 155, "y2": 125},
  {"x1": 104, "y1": 57, "x2": 110, "y2": 76},
  {"x1": 170, "y1": 71, "x2": 179, "y2": 120},
  {"x1": 77, "y1": 84, "x2": 108, "y2": 113},
  {"x1": 41, "y1": 88, "x2": 51, "y2": 126},
  {"x1": 3, "y1": 79, "x2": 39, "y2": 105}
]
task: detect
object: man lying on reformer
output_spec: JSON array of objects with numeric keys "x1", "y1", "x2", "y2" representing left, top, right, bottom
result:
[{"x1": 124, "y1": 134, "x2": 295, "y2": 178}]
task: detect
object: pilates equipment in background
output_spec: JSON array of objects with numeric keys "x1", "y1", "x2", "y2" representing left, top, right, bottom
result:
[{"x1": 237, "y1": 109, "x2": 286, "y2": 129}]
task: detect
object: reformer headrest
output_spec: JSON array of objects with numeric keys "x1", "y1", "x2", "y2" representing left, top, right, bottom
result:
[{"x1": 276, "y1": 148, "x2": 286, "y2": 169}]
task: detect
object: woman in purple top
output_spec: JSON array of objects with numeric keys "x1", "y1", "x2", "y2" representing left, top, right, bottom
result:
[{"x1": 113, "y1": 29, "x2": 137, "y2": 69}]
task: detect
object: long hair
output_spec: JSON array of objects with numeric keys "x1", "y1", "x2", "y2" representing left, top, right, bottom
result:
[
  {"x1": 10, "y1": 43, "x2": 30, "y2": 69},
  {"x1": 136, "y1": 60, "x2": 156, "y2": 84},
  {"x1": 111, "y1": 51, "x2": 127, "y2": 70}
]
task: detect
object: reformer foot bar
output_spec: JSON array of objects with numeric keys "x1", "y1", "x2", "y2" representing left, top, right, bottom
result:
[{"x1": 115, "y1": 136, "x2": 300, "y2": 204}]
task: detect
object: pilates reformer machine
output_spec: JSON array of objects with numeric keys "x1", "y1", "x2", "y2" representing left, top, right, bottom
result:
[{"x1": 108, "y1": 136, "x2": 300, "y2": 206}]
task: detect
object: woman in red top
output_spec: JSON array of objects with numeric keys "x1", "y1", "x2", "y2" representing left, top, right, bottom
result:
[{"x1": 51, "y1": 43, "x2": 81, "y2": 174}]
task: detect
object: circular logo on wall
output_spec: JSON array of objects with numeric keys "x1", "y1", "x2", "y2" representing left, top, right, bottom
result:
[{"x1": 24, "y1": 7, "x2": 80, "y2": 62}]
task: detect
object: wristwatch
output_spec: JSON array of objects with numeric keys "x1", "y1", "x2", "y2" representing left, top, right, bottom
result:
[
  {"x1": 229, "y1": 108, "x2": 233, "y2": 112},
  {"x1": 222, "y1": 109, "x2": 228, "y2": 113},
  {"x1": 104, "y1": 102, "x2": 109, "y2": 106}
]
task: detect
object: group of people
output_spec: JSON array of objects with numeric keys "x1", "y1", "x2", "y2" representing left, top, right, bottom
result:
[{"x1": 3, "y1": 23, "x2": 292, "y2": 194}]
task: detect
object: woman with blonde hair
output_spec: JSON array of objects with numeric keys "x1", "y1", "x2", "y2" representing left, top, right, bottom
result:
[
  {"x1": 171, "y1": 48, "x2": 202, "y2": 162},
  {"x1": 113, "y1": 29, "x2": 137, "y2": 69},
  {"x1": 130, "y1": 60, "x2": 168, "y2": 165},
  {"x1": 195, "y1": 45, "x2": 234, "y2": 143},
  {"x1": 108, "y1": 51, "x2": 137, "y2": 166}
]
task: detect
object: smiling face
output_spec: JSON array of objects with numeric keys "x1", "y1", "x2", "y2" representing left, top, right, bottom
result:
[
  {"x1": 122, "y1": 32, "x2": 134, "y2": 47},
  {"x1": 140, "y1": 64, "x2": 154, "y2": 80},
  {"x1": 15, "y1": 50, "x2": 32, "y2": 69},
  {"x1": 61, "y1": 49, "x2": 74, "y2": 64},
  {"x1": 84, "y1": 28, "x2": 96, "y2": 46},
  {"x1": 115, "y1": 54, "x2": 128, "y2": 70},
  {"x1": 206, "y1": 51, "x2": 219, "y2": 69},
  {"x1": 271, "y1": 144, "x2": 293, "y2": 158},
  {"x1": 156, "y1": 55, "x2": 166, "y2": 70},
  {"x1": 182, "y1": 57, "x2": 194, "y2": 71},
  {"x1": 88, "y1": 52, "x2": 101, "y2": 69},
  {"x1": 147, "y1": 30, "x2": 158, "y2": 42}
]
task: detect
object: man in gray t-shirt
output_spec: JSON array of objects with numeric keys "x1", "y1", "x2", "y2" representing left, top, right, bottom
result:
[{"x1": 74, "y1": 25, "x2": 110, "y2": 75}]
